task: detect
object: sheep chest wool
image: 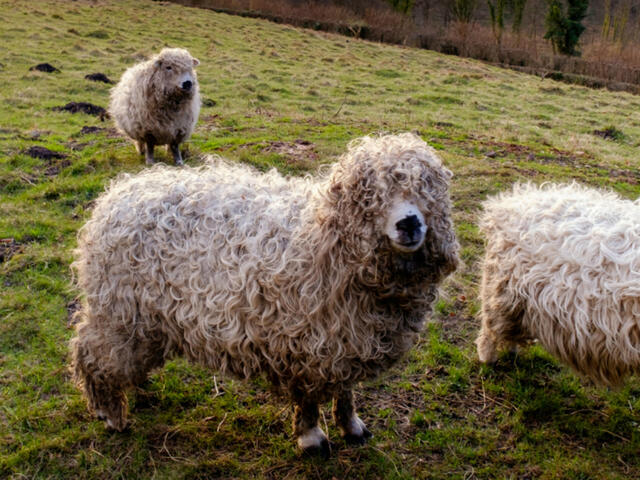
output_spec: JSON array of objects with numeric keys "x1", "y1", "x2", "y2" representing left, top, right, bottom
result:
[{"x1": 70, "y1": 133, "x2": 459, "y2": 456}]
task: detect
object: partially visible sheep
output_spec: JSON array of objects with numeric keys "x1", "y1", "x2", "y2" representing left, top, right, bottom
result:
[
  {"x1": 70, "y1": 133, "x2": 459, "y2": 456},
  {"x1": 476, "y1": 182, "x2": 640, "y2": 387},
  {"x1": 109, "y1": 48, "x2": 200, "y2": 165}
]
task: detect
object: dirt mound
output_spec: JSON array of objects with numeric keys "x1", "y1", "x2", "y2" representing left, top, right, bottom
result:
[
  {"x1": 79, "y1": 125, "x2": 104, "y2": 135},
  {"x1": 54, "y1": 102, "x2": 108, "y2": 120},
  {"x1": 593, "y1": 127, "x2": 624, "y2": 141},
  {"x1": 29, "y1": 63, "x2": 60, "y2": 73},
  {"x1": 24, "y1": 146, "x2": 68, "y2": 160},
  {"x1": 44, "y1": 159, "x2": 71, "y2": 177},
  {"x1": 84, "y1": 72, "x2": 114, "y2": 84},
  {"x1": 0, "y1": 238, "x2": 22, "y2": 263}
]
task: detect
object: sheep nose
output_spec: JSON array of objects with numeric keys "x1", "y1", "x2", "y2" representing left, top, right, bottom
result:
[
  {"x1": 182, "y1": 80, "x2": 192, "y2": 90},
  {"x1": 395, "y1": 215, "x2": 423, "y2": 245}
]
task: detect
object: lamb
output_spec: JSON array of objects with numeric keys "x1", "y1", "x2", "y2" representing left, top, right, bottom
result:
[
  {"x1": 70, "y1": 133, "x2": 459, "y2": 456},
  {"x1": 109, "y1": 48, "x2": 200, "y2": 166},
  {"x1": 476, "y1": 182, "x2": 640, "y2": 387}
]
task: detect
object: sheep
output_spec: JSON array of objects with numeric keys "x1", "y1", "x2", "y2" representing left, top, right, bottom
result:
[
  {"x1": 476, "y1": 182, "x2": 640, "y2": 387},
  {"x1": 109, "y1": 48, "x2": 200, "y2": 166},
  {"x1": 70, "y1": 133, "x2": 459, "y2": 456}
]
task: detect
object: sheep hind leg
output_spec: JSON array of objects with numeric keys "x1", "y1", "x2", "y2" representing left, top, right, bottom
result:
[
  {"x1": 333, "y1": 389, "x2": 372, "y2": 445},
  {"x1": 293, "y1": 396, "x2": 331, "y2": 458}
]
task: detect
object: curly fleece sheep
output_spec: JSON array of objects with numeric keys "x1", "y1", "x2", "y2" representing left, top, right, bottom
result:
[
  {"x1": 109, "y1": 48, "x2": 200, "y2": 165},
  {"x1": 476, "y1": 182, "x2": 640, "y2": 387},
  {"x1": 70, "y1": 133, "x2": 459, "y2": 455}
]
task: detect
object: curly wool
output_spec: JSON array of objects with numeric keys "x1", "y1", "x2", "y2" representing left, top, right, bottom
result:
[
  {"x1": 477, "y1": 182, "x2": 640, "y2": 386},
  {"x1": 70, "y1": 133, "x2": 459, "y2": 405},
  {"x1": 109, "y1": 48, "x2": 200, "y2": 147}
]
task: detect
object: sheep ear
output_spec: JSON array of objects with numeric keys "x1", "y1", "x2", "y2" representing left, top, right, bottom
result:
[{"x1": 192, "y1": 57, "x2": 200, "y2": 67}]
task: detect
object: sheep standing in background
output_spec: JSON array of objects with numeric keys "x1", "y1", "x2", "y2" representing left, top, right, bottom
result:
[
  {"x1": 476, "y1": 182, "x2": 640, "y2": 387},
  {"x1": 70, "y1": 133, "x2": 459, "y2": 456},
  {"x1": 109, "y1": 48, "x2": 200, "y2": 165}
]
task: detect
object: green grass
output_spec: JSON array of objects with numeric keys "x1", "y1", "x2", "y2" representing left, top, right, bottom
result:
[{"x1": 2, "y1": 0, "x2": 640, "y2": 478}]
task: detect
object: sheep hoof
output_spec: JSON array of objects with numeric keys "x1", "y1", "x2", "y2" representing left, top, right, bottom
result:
[
  {"x1": 343, "y1": 426, "x2": 373, "y2": 445},
  {"x1": 476, "y1": 335, "x2": 498, "y2": 364},
  {"x1": 301, "y1": 438, "x2": 332, "y2": 459},
  {"x1": 100, "y1": 416, "x2": 129, "y2": 432},
  {"x1": 479, "y1": 351, "x2": 498, "y2": 365},
  {"x1": 340, "y1": 414, "x2": 372, "y2": 445},
  {"x1": 96, "y1": 410, "x2": 128, "y2": 432},
  {"x1": 478, "y1": 353, "x2": 498, "y2": 365}
]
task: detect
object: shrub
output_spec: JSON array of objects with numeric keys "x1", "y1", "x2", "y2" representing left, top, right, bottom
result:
[{"x1": 544, "y1": 0, "x2": 589, "y2": 56}]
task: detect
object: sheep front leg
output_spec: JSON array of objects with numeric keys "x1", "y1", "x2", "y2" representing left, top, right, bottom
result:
[
  {"x1": 333, "y1": 389, "x2": 372, "y2": 445},
  {"x1": 169, "y1": 142, "x2": 184, "y2": 166},
  {"x1": 135, "y1": 140, "x2": 146, "y2": 156},
  {"x1": 144, "y1": 136, "x2": 156, "y2": 165},
  {"x1": 293, "y1": 396, "x2": 330, "y2": 458}
]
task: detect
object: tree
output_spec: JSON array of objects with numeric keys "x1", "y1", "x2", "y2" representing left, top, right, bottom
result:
[
  {"x1": 487, "y1": 0, "x2": 507, "y2": 46},
  {"x1": 487, "y1": 0, "x2": 528, "y2": 46},
  {"x1": 602, "y1": 0, "x2": 631, "y2": 44},
  {"x1": 388, "y1": 0, "x2": 413, "y2": 14},
  {"x1": 544, "y1": 0, "x2": 589, "y2": 56},
  {"x1": 412, "y1": 0, "x2": 430, "y2": 31},
  {"x1": 451, "y1": 0, "x2": 477, "y2": 23},
  {"x1": 511, "y1": 0, "x2": 527, "y2": 33}
]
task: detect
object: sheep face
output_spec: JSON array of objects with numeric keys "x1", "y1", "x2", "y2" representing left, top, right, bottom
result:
[
  {"x1": 323, "y1": 133, "x2": 459, "y2": 289},
  {"x1": 384, "y1": 196, "x2": 427, "y2": 253},
  {"x1": 152, "y1": 48, "x2": 199, "y2": 103}
]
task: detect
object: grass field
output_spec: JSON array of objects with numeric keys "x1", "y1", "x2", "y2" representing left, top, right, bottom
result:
[{"x1": 2, "y1": 0, "x2": 640, "y2": 478}]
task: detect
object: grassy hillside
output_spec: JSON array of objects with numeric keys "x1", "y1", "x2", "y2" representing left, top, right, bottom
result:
[{"x1": 2, "y1": 0, "x2": 640, "y2": 478}]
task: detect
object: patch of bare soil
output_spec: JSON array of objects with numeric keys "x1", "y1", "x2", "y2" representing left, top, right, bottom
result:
[
  {"x1": 479, "y1": 139, "x2": 584, "y2": 166},
  {"x1": 446, "y1": 134, "x2": 640, "y2": 183},
  {"x1": 592, "y1": 127, "x2": 623, "y2": 141},
  {"x1": 263, "y1": 139, "x2": 318, "y2": 164},
  {"x1": 0, "y1": 238, "x2": 22, "y2": 263},
  {"x1": 24, "y1": 146, "x2": 67, "y2": 160},
  {"x1": 84, "y1": 72, "x2": 113, "y2": 84},
  {"x1": 54, "y1": 102, "x2": 108, "y2": 120},
  {"x1": 29, "y1": 63, "x2": 59, "y2": 73},
  {"x1": 43, "y1": 159, "x2": 71, "y2": 177},
  {"x1": 24, "y1": 146, "x2": 71, "y2": 176},
  {"x1": 79, "y1": 125, "x2": 104, "y2": 135},
  {"x1": 66, "y1": 140, "x2": 90, "y2": 151}
]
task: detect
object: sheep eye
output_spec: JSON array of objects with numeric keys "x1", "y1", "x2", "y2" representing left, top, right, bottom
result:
[{"x1": 166, "y1": 66, "x2": 172, "y2": 71}]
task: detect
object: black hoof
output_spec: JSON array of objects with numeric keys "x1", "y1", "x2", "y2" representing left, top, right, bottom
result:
[
  {"x1": 302, "y1": 438, "x2": 333, "y2": 460},
  {"x1": 343, "y1": 427, "x2": 373, "y2": 445}
]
